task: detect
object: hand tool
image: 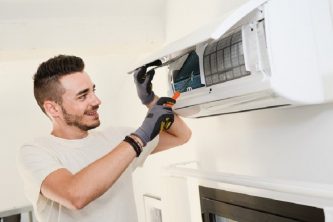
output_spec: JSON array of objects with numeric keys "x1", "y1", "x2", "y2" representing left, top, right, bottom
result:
[{"x1": 166, "y1": 73, "x2": 193, "y2": 107}]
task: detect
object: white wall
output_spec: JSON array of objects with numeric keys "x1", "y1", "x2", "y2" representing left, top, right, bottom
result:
[
  {"x1": 0, "y1": 59, "x2": 47, "y2": 210},
  {"x1": 165, "y1": 0, "x2": 247, "y2": 42},
  {"x1": 191, "y1": 104, "x2": 333, "y2": 183}
]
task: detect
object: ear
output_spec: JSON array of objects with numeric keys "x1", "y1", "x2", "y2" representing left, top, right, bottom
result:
[{"x1": 43, "y1": 100, "x2": 61, "y2": 118}]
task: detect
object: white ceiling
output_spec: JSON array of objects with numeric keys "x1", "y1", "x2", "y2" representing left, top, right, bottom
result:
[
  {"x1": 0, "y1": 0, "x2": 166, "y2": 59},
  {"x1": 0, "y1": 0, "x2": 164, "y2": 20}
]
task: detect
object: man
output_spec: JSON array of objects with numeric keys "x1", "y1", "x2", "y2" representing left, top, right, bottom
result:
[{"x1": 17, "y1": 55, "x2": 191, "y2": 222}]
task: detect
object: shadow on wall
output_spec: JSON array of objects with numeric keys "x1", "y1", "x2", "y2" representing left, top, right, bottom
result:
[{"x1": 189, "y1": 102, "x2": 333, "y2": 184}]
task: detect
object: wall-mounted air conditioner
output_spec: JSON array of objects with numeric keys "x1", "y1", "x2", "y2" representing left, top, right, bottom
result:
[{"x1": 130, "y1": 0, "x2": 333, "y2": 118}]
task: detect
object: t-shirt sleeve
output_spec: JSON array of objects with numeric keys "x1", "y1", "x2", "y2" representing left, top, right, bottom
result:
[{"x1": 17, "y1": 143, "x2": 64, "y2": 208}]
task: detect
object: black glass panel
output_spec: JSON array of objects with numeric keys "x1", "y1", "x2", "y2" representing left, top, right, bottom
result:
[{"x1": 200, "y1": 186, "x2": 325, "y2": 222}]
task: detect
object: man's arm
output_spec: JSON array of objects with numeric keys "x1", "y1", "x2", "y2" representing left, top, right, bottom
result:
[
  {"x1": 41, "y1": 99, "x2": 175, "y2": 210},
  {"x1": 41, "y1": 141, "x2": 137, "y2": 210},
  {"x1": 146, "y1": 96, "x2": 192, "y2": 154},
  {"x1": 133, "y1": 65, "x2": 192, "y2": 154}
]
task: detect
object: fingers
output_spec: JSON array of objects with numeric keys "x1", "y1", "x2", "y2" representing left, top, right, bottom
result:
[
  {"x1": 146, "y1": 69, "x2": 155, "y2": 82},
  {"x1": 160, "y1": 114, "x2": 174, "y2": 131},
  {"x1": 134, "y1": 66, "x2": 147, "y2": 84},
  {"x1": 144, "y1": 102, "x2": 175, "y2": 141},
  {"x1": 152, "y1": 114, "x2": 174, "y2": 139},
  {"x1": 145, "y1": 59, "x2": 162, "y2": 68},
  {"x1": 135, "y1": 66, "x2": 155, "y2": 85},
  {"x1": 134, "y1": 59, "x2": 160, "y2": 84},
  {"x1": 143, "y1": 70, "x2": 154, "y2": 95},
  {"x1": 156, "y1": 97, "x2": 176, "y2": 106}
]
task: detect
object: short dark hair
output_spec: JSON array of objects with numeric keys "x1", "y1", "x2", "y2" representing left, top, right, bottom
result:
[{"x1": 33, "y1": 55, "x2": 85, "y2": 114}]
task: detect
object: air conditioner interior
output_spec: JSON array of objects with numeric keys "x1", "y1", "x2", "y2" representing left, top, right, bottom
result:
[
  {"x1": 170, "y1": 26, "x2": 253, "y2": 95},
  {"x1": 171, "y1": 51, "x2": 204, "y2": 93}
]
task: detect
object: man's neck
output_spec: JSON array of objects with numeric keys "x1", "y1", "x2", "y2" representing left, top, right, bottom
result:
[{"x1": 51, "y1": 127, "x2": 88, "y2": 140}]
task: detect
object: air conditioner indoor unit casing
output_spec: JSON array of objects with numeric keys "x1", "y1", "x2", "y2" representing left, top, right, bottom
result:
[{"x1": 129, "y1": 0, "x2": 333, "y2": 118}]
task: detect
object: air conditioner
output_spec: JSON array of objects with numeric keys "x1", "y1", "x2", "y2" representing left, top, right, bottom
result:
[{"x1": 130, "y1": 0, "x2": 333, "y2": 118}]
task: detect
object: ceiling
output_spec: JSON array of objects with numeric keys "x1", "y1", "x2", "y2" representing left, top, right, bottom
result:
[
  {"x1": 0, "y1": 0, "x2": 166, "y2": 59},
  {"x1": 0, "y1": 0, "x2": 164, "y2": 20}
]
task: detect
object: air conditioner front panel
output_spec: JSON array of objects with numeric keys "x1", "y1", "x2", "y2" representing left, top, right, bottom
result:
[
  {"x1": 175, "y1": 90, "x2": 292, "y2": 118},
  {"x1": 128, "y1": 0, "x2": 269, "y2": 73},
  {"x1": 264, "y1": 0, "x2": 333, "y2": 103},
  {"x1": 173, "y1": 69, "x2": 272, "y2": 110}
]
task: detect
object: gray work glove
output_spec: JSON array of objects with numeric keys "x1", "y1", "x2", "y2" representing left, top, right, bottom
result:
[
  {"x1": 133, "y1": 66, "x2": 155, "y2": 105},
  {"x1": 133, "y1": 97, "x2": 176, "y2": 146}
]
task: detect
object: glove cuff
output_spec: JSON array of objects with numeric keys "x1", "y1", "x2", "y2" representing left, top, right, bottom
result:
[
  {"x1": 141, "y1": 91, "x2": 155, "y2": 105},
  {"x1": 133, "y1": 128, "x2": 149, "y2": 146}
]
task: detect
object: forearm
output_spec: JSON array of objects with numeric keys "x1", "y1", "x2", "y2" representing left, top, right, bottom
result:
[
  {"x1": 153, "y1": 114, "x2": 192, "y2": 153},
  {"x1": 41, "y1": 141, "x2": 138, "y2": 209},
  {"x1": 70, "y1": 142, "x2": 136, "y2": 208},
  {"x1": 145, "y1": 96, "x2": 191, "y2": 153}
]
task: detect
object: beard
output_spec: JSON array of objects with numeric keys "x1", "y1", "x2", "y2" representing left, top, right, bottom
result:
[{"x1": 61, "y1": 105, "x2": 100, "y2": 131}]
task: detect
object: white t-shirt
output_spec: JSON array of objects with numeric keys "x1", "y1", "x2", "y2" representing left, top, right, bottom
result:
[{"x1": 17, "y1": 126, "x2": 158, "y2": 222}]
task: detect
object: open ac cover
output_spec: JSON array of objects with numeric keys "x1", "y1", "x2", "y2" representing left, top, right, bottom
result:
[{"x1": 130, "y1": 0, "x2": 333, "y2": 118}]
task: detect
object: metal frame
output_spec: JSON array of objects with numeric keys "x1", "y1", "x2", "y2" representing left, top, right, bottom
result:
[
  {"x1": 200, "y1": 186, "x2": 325, "y2": 222},
  {"x1": 0, "y1": 206, "x2": 33, "y2": 222}
]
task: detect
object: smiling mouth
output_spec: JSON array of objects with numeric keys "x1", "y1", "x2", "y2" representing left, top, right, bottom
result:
[
  {"x1": 85, "y1": 110, "x2": 99, "y2": 118},
  {"x1": 86, "y1": 111, "x2": 97, "y2": 115}
]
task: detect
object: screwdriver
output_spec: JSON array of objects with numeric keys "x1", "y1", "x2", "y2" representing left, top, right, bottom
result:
[
  {"x1": 165, "y1": 91, "x2": 180, "y2": 108},
  {"x1": 166, "y1": 75, "x2": 193, "y2": 107}
]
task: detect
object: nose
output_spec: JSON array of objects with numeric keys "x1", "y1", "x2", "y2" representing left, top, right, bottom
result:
[{"x1": 91, "y1": 93, "x2": 102, "y2": 107}]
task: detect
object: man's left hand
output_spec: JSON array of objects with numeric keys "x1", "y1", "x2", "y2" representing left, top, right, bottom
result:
[{"x1": 133, "y1": 66, "x2": 155, "y2": 105}]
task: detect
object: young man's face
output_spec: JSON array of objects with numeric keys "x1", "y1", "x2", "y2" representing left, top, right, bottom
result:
[{"x1": 59, "y1": 72, "x2": 101, "y2": 131}]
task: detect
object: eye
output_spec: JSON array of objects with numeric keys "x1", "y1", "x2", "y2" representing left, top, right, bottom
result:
[{"x1": 78, "y1": 94, "x2": 87, "y2": 100}]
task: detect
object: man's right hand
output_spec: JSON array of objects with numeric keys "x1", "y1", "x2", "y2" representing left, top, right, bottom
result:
[{"x1": 133, "y1": 97, "x2": 176, "y2": 146}]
